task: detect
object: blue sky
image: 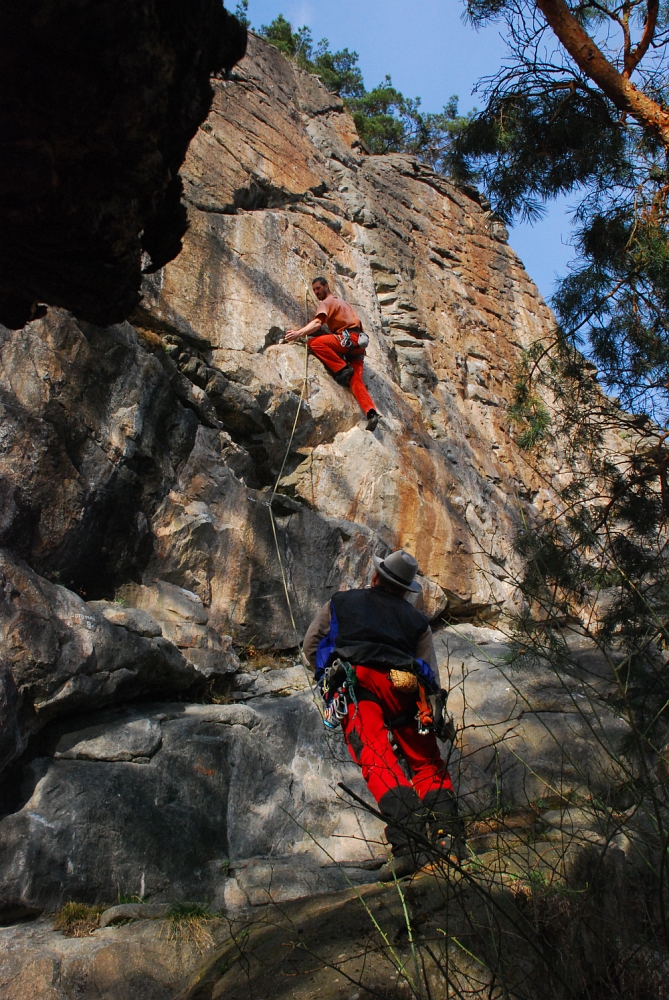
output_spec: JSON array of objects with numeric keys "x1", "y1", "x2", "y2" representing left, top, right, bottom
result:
[{"x1": 240, "y1": 0, "x2": 578, "y2": 307}]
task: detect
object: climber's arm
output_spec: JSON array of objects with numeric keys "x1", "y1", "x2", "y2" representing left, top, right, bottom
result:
[
  {"x1": 416, "y1": 626, "x2": 441, "y2": 687},
  {"x1": 284, "y1": 317, "x2": 323, "y2": 342},
  {"x1": 303, "y1": 601, "x2": 332, "y2": 667}
]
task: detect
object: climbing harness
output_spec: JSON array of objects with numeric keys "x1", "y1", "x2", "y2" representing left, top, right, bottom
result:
[
  {"x1": 384, "y1": 683, "x2": 457, "y2": 743},
  {"x1": 333, "y1": 328, "x2": 369, "y2": 354}
]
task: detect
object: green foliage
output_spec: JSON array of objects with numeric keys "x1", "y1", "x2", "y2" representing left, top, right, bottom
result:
[
  {"x1": 449, "y1": 0, "x2": 669, "y2": 424},
  {"x1": 507, "y1": 350, "x2": 552, "y2": 449},
  {"x1": 259, "y1": 14, "x2": 312, "y2": 64},
  {"x1": 258, "y1": 14, "x2": 470, "y2": 164},
  {"x1": 117, "y1": 891, "x2": 144, "y2": 904},
  {"x1": 347, "y1": 77, "x2": 407, "y2": 153},
  {"x1": 167, "y1": 900, "x2": 215, "y2": 921},
  {"x1": 233, "y1": 0, "x2": 250, "y2": 27},
  {"x1": 311, "y1": 46, "x2": 364, "y2": 99},
  {"x1": 449, "y1": 88, "x2": 626, "y2": 223}
]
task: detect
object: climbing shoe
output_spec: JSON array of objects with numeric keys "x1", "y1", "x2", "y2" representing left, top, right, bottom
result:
[
  {"x1": 366, "y1": 409, "x2": 379, "y2": 431},
  {"x1": 333, "y1": 364, "x2": 353, "y2": 387},
  {"x1": 378, "y1": 852, "x2": 429, "y2": 882}
]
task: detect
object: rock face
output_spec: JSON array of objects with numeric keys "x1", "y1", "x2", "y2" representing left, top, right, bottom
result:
[
  {"x1": 0, "y1": 1, "x2": 247, "y2": 329},
  {"x1": 95, "y1": 580, "x2": 240, "y2": 678},
  {"x1": 0, "y1": 33, "x2": 564, "y2": 647},
  {"x1": 0, "y1": 31, "x2": 632, "y2": 948},
  {"x1": 435, "y1": 625, "x2": 629, "y2": 813},
  {"x1": 0, "y1": 695, "x2": 383, "y2": 919},
  {"x1": 0, "y1": 314, "x2": 201, "y2": 597},
  {"x1": 0, "y1": 549, "x2": 198, "y2": 777},
  {"x1": 0, "y1": 626, "x2": 629, "y2": 922},
  {"x1": 136, "y1": 33, "x2": 561, "y2": 643}
]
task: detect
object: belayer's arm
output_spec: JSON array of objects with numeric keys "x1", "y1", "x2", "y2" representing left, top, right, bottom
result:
[
  {"x1": 303, "y1": 601, "x2": 332, "y2": 666},
  {"x1": 416, "y1": 625, "x2": 440, "y2": 686}
]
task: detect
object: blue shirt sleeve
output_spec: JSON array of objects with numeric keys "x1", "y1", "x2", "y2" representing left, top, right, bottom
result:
[{"x1": 314, "y1": 602, "x2": 338, "y2": 682}]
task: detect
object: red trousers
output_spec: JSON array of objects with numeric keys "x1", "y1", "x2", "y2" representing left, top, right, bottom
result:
[
  {"x1": 308, "y1": 334, "x2": 376, "y2": 415},
  {"x1": 341, "y1": 665, "x2": 453, "y2": 805}
]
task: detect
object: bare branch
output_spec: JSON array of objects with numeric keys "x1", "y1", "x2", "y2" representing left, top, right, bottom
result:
[{"x1": 625, "y1": 0, "x2": 659, "y2": 75}]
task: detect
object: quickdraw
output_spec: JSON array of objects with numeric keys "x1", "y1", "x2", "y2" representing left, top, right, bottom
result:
[
  {"x1": 415, "y1": 686, "x2": 433, "y2": 736},
  {"x1": 335, "y1": 329, "x2": 353, "y2": 350},
  {"x1": 322, "y1": 658, "x2": 358, "y2": 731}
]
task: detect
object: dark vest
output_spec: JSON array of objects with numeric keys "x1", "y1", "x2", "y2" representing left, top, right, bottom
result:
[{"x1": 329, "y1": 588, "x2": 429, "y2": 671}]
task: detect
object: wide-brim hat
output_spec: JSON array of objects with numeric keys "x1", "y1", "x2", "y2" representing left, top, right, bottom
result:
[{"x1": 373, "y1": 549, "x2": 422, "y2": 593}]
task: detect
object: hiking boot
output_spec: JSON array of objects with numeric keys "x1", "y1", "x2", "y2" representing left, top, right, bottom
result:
[
  {"x1": 378, "y1": 852, "x2": 429, "y2": 882},
  {"x1": 366, "y1": 409, "x2": 379, "y2": 431},
  {"x1": 432, "y1": 833, "x2": 468, "y2": 864},
  {"x1": 333, "y1": 364, "x2": 353, "y2": 387},
  {"x1": 422, "y1": 788, "x2": 467, "y2": 864}
]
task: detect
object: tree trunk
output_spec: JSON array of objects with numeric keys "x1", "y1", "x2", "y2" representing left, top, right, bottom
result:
[{"x1": 535, "y1": 0, "x2": 669, "y2": 145}]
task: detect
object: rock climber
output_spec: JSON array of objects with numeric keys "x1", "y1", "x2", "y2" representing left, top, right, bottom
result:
[
  {"x1": 303, "y1": 549, "x2": 464, "y2": 881},
  {"x1": 284, "y1": 277, "x2": 379, "y2": 431}
]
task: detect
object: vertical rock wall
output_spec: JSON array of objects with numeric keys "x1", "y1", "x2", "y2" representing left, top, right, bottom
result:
[
  {"x1": 0, "y1": 34, "x2": 633, "y2": 928},
  {"x1": 137, "y1": 34, "x2": 559, "y2": 643}
]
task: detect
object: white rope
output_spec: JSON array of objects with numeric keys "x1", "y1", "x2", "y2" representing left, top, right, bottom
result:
[{"x1": 266, "y1": 291, "x2": 319, "y2": 700}]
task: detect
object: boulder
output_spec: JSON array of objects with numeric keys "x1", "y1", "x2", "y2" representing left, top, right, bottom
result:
[
  {"x1": 0, "y1": 549, "x2": 198, "y2": 777},
  {"x1": 0, "y1": 917, "x2": 211, "y2": 1000},
  {"x1": 437, "y1": 624, "x2": 630, "y2": 812},
  {"x1": 0, "y1": 697, "x2": 382, "y2": 918},
  {"x1": 95, "y1": 580, "x2": 241, "y2": 678}
]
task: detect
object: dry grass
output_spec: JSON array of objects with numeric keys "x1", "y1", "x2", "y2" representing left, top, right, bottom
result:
[
  {"x1": 239, "y1": 645, "x2": 294, "y2": 671},
  {"x1": 54, "y1": 901, "x2": 106, "y2": 937},
  {"x1": 134, "y1": 326, "x2": 165, "y2": 352},
  {"x1": 203, "y1": 675, "x2": 236, "y2": 705},
  {"x1": 163, "y1": 902, "x2": 217, "y2": 952}
]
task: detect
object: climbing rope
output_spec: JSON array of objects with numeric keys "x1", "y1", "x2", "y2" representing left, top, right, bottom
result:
[
  {"x1": 265, "y1": 288, "x2": 319, "y2": 700},
  {"x1": 267, "y1": 330, "x2": 309, "y2": 646}
]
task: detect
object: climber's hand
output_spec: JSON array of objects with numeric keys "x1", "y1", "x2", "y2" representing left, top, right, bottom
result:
[{"x1": 284, "y1": 329, "x2": 302, "y2": 342}]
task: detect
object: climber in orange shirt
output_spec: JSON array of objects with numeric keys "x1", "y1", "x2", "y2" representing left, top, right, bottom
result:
[{"x1": 285, "y1": 277, "x2": 379, "y2": 431}]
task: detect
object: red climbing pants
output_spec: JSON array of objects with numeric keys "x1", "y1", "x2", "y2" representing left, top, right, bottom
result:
[
  {"x1": 340, "y1": 665, "x2": 453, "y2": 805},
  {"x1": 308, "y1": 334, "x2": 376, "y2": 415}
]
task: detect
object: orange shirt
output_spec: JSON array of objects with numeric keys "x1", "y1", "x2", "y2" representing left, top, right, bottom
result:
[{"x1": 314, "y1": 294, "x2": 362, "y2": 335}]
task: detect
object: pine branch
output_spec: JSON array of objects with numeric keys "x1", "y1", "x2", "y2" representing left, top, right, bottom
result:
[{"x1": 534, "y1": 0, "x2": 669, "y2": 142}]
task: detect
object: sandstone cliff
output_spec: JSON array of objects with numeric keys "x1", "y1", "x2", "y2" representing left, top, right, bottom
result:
[
  {"x1": 0, "y1": 33, "x2": 645, "y2": 1000},
  {"x1": 0, "y1": 34, "x2": 560, "y2": 652},
  {"x1": 142, "y1": 34, "x2": 558, "y2": 645}
]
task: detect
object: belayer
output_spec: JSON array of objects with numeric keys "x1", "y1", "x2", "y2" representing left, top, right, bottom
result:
[
  {"x1": 303, "y1": 549, "x2": 465, "y2": 880},
  {"x1": 285, "y1": 276, "x2": 379, "y2": 431}
]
